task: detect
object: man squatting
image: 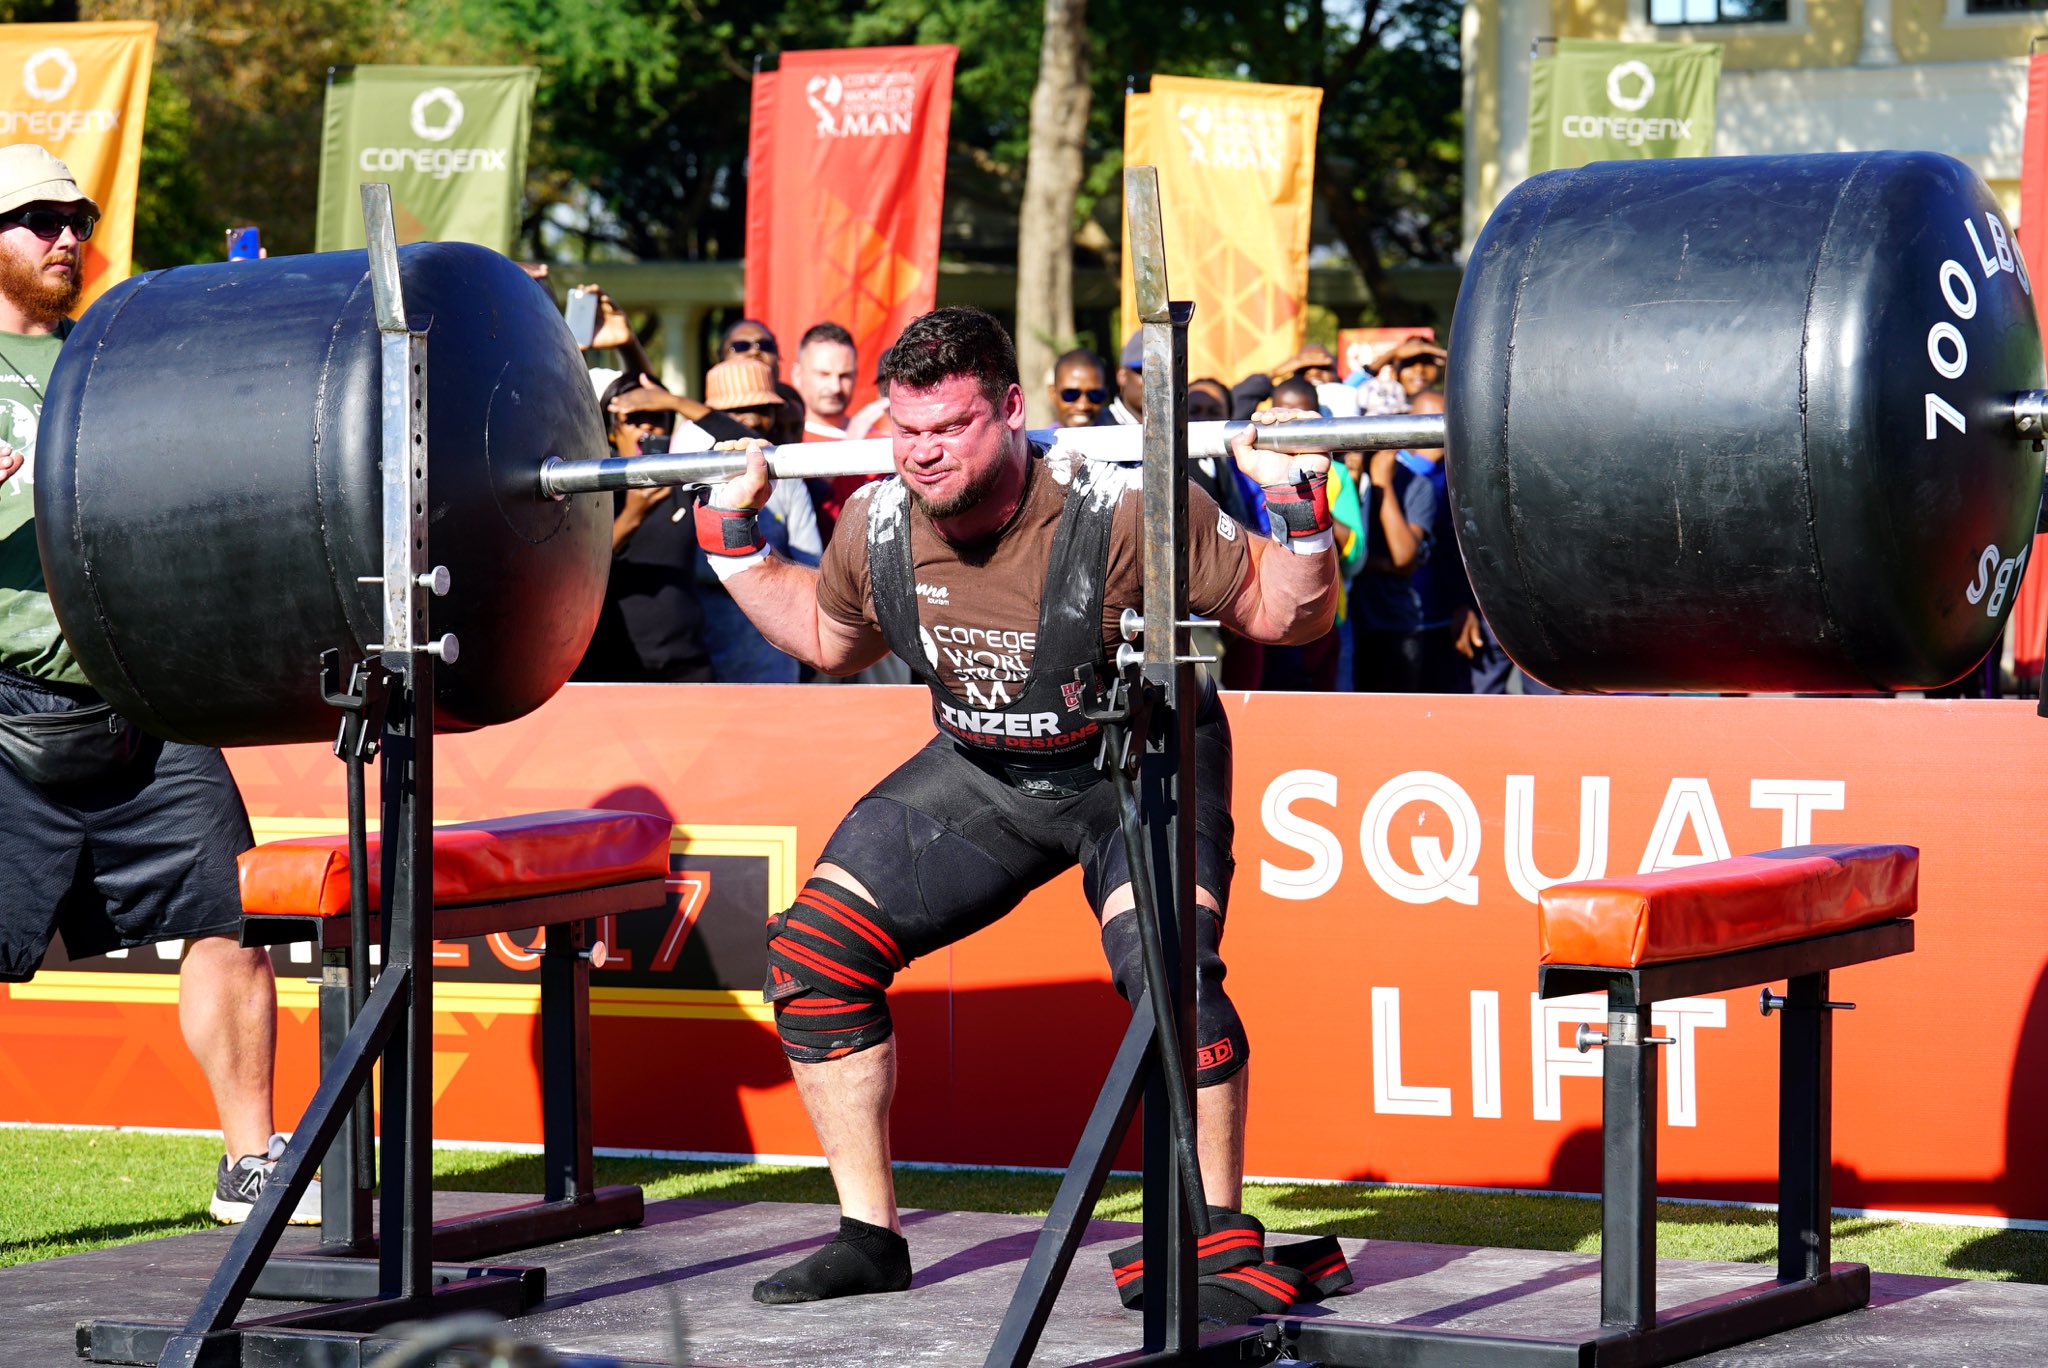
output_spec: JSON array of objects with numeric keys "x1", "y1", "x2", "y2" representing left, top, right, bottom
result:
[{"x1": 694, "y1": 307, "x2": 1340, "y2": 1316}]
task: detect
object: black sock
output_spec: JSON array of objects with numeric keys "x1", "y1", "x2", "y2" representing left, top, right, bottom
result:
[{"x1": 752, "y1": 1216, "x2": 911, "y2": 1305}]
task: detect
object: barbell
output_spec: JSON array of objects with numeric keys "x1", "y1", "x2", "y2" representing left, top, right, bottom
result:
[{"x1": 30, "y1": 149, "x2": 2047, "y2": 747}]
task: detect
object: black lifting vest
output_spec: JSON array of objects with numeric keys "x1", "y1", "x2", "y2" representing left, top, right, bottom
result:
[{"x1": 868, "y1": 453, "x2": 1120, "y2": 797}]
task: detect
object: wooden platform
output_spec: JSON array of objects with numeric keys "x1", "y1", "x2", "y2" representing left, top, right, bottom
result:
[{"x1": 8, "y1": 1193, "x2": 2044, "y2": 1366}]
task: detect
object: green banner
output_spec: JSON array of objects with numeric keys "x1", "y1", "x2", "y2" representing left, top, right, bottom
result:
[
  {"x1": 1528, "y1": 40, "x2": 1720, "y2": 175},
  {"x1": 315, "y1": 64, "x2": 538, "y2": 253}
]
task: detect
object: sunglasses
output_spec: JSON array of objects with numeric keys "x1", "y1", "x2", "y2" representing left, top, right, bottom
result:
[
  {"x1": 1059, "y1": 387, "x2": 1108, "y2": 404},
  {"x1": 727, "y1": 338, "x2": 777, "y2": 356},
  {"x1": 2, "y1": 208, "x2": 96, "y2": 242}
]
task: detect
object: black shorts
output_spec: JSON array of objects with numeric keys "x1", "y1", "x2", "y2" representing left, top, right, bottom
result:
[
  {"x1": 0, "y1": 669, "x2": 253, "y2": 981},
  {"x1": 817, "y1": 703, "x2": 1235, "y2": 966}
]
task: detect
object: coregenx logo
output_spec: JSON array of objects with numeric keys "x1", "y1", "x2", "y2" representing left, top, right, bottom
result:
[
  {"x1": 357, "y1": 85, "x2": 507, "y2": 181},
  {"x1": 0, "y1": 46, "x2": 119, "y2": 136},
  {"x1": 22, "y1": 47, "x2": 75, "y2": 103},
  {"x1": 409, "y1": 86, "x2": 465, "y2": 141},
  {"x1": 1556, "y1": 58, "x2": 1692, "y2": 149}
]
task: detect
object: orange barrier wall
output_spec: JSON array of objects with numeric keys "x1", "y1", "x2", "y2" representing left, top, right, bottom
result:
[{"x1": 2, "y1": 685, "x2": 2042, "y2": 1222}]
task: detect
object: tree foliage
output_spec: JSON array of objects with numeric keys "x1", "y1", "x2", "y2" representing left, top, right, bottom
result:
[{"x1": 44, "y1": 0, "x2": 1458, "y2": 318}]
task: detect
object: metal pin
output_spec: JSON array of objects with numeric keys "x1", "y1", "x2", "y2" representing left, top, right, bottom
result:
[
  {"x1": 1576, "y1": 1024, "x2": 1672, "y2": 1052},
  {"x1": 1759, "y1": 989, "x2": 1856, "y2": 1016}
]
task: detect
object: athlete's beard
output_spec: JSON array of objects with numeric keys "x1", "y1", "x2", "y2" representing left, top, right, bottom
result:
[
  {"x1": 0, "y1": 246, "x2": 80, "y2": 329},
  {"x1": 907, "y1": 454, "x2": 1007, "y2": 521}
]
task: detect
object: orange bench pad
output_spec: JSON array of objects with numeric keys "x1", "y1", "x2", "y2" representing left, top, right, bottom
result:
[
  {"x1": 1538, "y1": 843, "x2": 1917, "y2": 968},
  {"x1": 239, "y1": 809, "x2": 674, "y2": 918}
]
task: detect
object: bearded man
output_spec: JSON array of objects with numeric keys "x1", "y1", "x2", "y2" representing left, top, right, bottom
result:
[{"x1": 0, "y1": 145, "x2": 313, "y2": 1225}]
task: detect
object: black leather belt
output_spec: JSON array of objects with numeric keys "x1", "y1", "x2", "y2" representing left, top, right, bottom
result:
[{"x1": 965, "y1": 749, "x2": 1104, "y2": 799}]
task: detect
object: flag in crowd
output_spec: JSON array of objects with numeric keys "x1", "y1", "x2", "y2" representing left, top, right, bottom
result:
[
  {"x1": 1527, "y1": 38, "x2": 1720, "y2": 174},
  {"x1": 315, "y1": 64, "x2": 539, "y2": 254},
  {"x1": 744, "y1": 45, "x2": 956, "y2": 416},
  {"x1": 0, "y1": 20, "x2": 152, "y2": 309},
  {"x1": 1119, "y1": 74, "x2": 1323, "y2": 387}
]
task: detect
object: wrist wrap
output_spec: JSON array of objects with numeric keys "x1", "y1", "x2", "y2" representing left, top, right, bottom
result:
[
  {"x1": 696, "y1": 503, "x2": 766, "y2": 557},
  {"x1": 1262, "y1": 473, "x2": 1333, "y2": 541}
]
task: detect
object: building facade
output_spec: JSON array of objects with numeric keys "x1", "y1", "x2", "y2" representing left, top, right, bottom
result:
[{"x1": 1463, "y1": 0, "x2": 2040, "y2": 252}]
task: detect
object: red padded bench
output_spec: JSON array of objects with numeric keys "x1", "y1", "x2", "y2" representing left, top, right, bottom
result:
[
  {"x1": 1529, "y1": 843, "x2": 1916, "y2": 1364},
  {"x1": 234, "y1": 809, "x2": 671, "y2": 1294},
  {"x1": 239, "y1": 808, "x2": 672, "y2": 945}
]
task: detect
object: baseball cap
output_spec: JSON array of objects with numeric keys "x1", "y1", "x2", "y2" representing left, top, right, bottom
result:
[
  {"x1": 1120, "y1": 331, "x2": 1143, "y2": 371},
  {"x1": 0, "y1": 144, "x2": 98, "y2": 219},
  {"x1": 704, "y1": 355, "x2": 783, "y2": 411}
]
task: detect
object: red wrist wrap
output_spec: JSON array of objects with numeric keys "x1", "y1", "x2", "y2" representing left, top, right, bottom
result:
[
  {"x1": 695, "y1": 503, "x2": 766, "y2": 557},
  {"x1": 1261, "y1": 474, "x2": 1333, "y2": 539}
]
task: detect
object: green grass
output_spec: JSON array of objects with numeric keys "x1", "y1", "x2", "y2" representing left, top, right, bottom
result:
[{"x1": 3, "y1": 1127, "x2": 2042, "y2": 1285}]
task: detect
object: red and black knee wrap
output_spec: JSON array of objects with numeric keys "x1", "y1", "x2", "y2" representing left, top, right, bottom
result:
[
  {"x1": 765, "y1": 878, "x2": 903, "y2": 1062},
  {"x1": 1100, "y1": 904, "x2": 1248, "y2": 1087},
  {"x1": 1108, "y1": 1207, "x2": 1353, "y2": 1316}
]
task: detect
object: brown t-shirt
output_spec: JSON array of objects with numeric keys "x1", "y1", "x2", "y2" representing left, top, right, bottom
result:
[{"x1": 816, "y1": 451, "x2": 1251, "y2": 709}]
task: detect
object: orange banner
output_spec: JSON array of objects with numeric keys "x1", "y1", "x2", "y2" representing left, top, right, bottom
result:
[
  {"x1": 2010, "y1": 53, "x2": 2048, "y2": 683},
  {"x1": 1119, "y1": 76, "x2": 1322, "y2": 386},
  {"x1": 6, "y1": 689, "x2": 2048, "y2": 1223},
  {"x1": 744, "y1": 46, "x2": 955, "y2": 412},
  {"x1": 0, "y1": 22, "x2": 153, "y2": 310}
]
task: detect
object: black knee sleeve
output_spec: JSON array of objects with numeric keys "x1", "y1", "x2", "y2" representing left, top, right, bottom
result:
[
  {"x1": 766, "y1": 878, "x2": 901, "y2": 1062},
  {"x1": 1099, "y1": 904, "x2": 1249, "y2": 1086}
]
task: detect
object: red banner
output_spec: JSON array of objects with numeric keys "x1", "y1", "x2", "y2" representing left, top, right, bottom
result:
[
  {"x1": 3, "y1": 688, "x2": 2047, "y2": 1225},
  {"x1": 744, "y1": 46, "x2": 956, "y2": 412},
  {"x1": 2008, "y1": 53, "x2": 2048, "y2": 683}
]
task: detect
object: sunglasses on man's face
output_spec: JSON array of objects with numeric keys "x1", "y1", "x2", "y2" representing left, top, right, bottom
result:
[
  {"x1": 2, "y1": 208, "x2": 96, "y2": 242},
  {"x1": 1059, "y1": 387, "x2": 1108, "y2": 404},
  {"x1": 727, "y1": 338, "x2": 777, "y2": 356}
]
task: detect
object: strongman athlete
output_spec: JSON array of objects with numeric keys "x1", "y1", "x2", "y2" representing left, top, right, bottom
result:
[{"x1": 696, "y1": 307, "x2": 1338, "y2": 1308}]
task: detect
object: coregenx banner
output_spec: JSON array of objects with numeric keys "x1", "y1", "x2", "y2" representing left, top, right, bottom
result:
[
  {"x1": 1528, "y1": 39, "x2": 1720, "y2": 174},
  {"x1": 315, "y1": 64, "x2": 537, "y2": 253},
  {"x1": 0, "y1": 21, "x2": 155, "y2": 310}
]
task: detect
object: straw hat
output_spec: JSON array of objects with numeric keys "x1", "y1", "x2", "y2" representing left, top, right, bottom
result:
[{"x1": 704, "y1": 355, "x2": 782, "y2": 410}]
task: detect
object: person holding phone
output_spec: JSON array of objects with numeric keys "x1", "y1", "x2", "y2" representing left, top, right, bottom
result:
[{"x1": 0, "y1": 145, "x2": 314, "y2": 1225}]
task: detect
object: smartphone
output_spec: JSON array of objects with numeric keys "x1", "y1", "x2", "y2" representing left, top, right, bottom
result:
[
  {"x1": 565, "y1": 287, "x2": 599, "y2": 348},
  {"x1": 640, "y1": 432, "x2": 670, "y2": 455},
  {"x1": 226, "y1": 226, "x2": 261, "y2": 261}
]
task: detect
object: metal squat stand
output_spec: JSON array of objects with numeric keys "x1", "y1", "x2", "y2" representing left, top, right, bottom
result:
[
  {"x1": 983, "y1": 166, "x2": 1217, "y2": 1368},
  {"x1": 986, "y1": 166, "x2": 1916, "y2": 1368},
  {"x1": 78, "y1": 185, "x2": 540, "y2": 1368}
]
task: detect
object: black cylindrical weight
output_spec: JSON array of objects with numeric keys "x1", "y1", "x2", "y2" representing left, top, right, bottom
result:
[
  {"x1": 36, "y1": 243, "x2": 609, "y2": 746},
  {"x1": 1449, "y1": 151, "x2": 2045, "y2": 693}
]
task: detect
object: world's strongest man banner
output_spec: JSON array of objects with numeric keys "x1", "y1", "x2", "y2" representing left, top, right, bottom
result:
[{"x1": 745, "y1": 45, "x2": 956, "y2": 414}]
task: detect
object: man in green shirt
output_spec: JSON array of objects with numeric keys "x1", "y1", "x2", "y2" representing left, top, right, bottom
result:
[{"x1": 0, "y1": 145, "x2": 313, "y2": 1225}]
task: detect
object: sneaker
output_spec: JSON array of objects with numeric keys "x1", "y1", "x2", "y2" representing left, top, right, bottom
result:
[{"x1": 209, "y1": 1133, "x2": 322, "y2": 1226}]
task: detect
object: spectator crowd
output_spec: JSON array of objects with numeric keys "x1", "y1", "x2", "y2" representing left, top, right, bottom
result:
[{"x1": 570, "y1": 290, "x2": 1516, "y2": 694}]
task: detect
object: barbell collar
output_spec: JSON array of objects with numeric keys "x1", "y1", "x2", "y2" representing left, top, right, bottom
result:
[
  {"x1": 536, "y1": 413, "x2": 1451, "y2": 498},
  {"x1": 2010, "y1": 389, "x2": 2048, "y2": 438}
]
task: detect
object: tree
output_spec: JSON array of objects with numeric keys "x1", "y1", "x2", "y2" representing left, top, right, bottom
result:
[{"x1": 1013, "y1": 0, "x2": 1089, "y2": 425}]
